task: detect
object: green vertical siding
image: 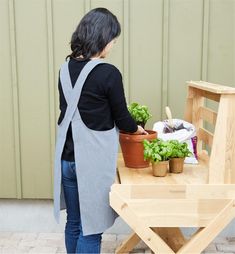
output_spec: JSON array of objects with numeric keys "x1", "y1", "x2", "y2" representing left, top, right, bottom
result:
[
  {"x1": 0, "y1": 0, "x2": 234, "y2": 198},
  {"x1": 0, "y1": 0, "x2": 19, "y2": 198}
]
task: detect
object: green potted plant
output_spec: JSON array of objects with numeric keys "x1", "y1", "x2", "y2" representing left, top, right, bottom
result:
[
  {"x1": 119, "y1": 102, "x2": 157, "y2": 168},
  {"x1": 168, "y1": 140, "x2": 192, "y2": 173},
  {"x1": 127, "y1": 102, "x2": 152, "y2": 128},
  {"x1": 143, "y1": 139, "x2": 172, "y2": 177}
]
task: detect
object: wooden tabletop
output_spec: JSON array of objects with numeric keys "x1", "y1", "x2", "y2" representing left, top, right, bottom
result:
[{"x1": 116, "y1": 153, "x2": 208, "y2": 185}]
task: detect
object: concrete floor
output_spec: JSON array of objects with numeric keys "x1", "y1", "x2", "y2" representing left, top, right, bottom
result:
[{"x1": 0, "y1": 232, "x2": 234, "y2": 253}]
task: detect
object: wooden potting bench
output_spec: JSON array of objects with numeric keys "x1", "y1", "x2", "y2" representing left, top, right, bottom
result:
[{"x1": 109, "y1": 81, "x2": 235, "y2": 254}]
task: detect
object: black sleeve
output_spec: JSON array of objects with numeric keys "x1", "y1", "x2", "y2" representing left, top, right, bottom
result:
[
  {"x1": 106, "y1": 68, "x2": 138, "y2": 133},
  {"x1": 57, "y1": 74, "x2": 67, "y2": 125}
]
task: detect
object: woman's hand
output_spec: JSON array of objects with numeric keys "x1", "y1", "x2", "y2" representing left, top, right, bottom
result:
[{"x1": 133, "y1": 125, "x2": 149, "y2": 135}]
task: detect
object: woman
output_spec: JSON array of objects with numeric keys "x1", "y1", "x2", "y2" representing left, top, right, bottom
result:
[{"x1": 53, "y1": 7, "x2": 147, "y2": 254}]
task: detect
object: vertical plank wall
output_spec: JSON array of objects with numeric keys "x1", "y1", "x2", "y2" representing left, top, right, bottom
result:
[{"x1": 0, "y1": 0, "x2": 234, "y2": 198}]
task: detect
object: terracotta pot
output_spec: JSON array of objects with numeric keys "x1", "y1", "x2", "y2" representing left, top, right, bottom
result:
[
  {"x1": 152, "y1": 161, "x2": 169, "y2": 177},
  {"x1": 169, "y1": 157, "x2": 185, "y2": 173},
  {"x1": 119, "y1": 130, "x2": 157, "y2": 168}
]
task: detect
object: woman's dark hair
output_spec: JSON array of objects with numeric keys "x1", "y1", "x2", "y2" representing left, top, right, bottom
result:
[{"x1": 67, "y1": 8, "x2": 121, "y2": 60}]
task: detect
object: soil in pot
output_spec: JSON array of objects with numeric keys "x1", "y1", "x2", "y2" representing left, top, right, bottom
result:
[
  {"x1": 119, "y1": 130, "x2": 157, "y2": 168},
  {"x1": 169, "y1": 157, "x2": 185, "y2": 173},
  {"x1": 152, "y1": 161, "x2": 169, "y2": 177}
]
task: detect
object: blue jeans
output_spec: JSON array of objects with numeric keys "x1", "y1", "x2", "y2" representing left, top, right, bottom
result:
[{"x1": 61, "y1": 160, "x2": 103, "y2": 253}]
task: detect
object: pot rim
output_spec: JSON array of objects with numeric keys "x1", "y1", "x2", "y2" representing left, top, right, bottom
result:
[
  {"x1": 119, "y1": 130, "x2": 157, "y2": 142},
  {"x1": 152, "y1": 160, "x2": 169, "y2": 164},
  {"x1": 170, "y1": 157, "x2": 185, "y2": 161},
  {"x1": 120, "y1": 130, "x2": 157, "y2": 136}
]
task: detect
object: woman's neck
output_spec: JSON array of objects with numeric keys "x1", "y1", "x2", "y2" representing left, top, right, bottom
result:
[{"x1": 76, "y1": 54, "x2": 103, "y2": 60}]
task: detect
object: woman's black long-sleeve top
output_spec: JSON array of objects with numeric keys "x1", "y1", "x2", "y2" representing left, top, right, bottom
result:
[{"x1": 58, "y1": 58, "x2": 138, "y2": 161}]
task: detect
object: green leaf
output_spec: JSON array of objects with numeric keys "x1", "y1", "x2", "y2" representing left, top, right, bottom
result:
[{"x1": 128, "y1": 102, "x2": 152, "y2": 125}]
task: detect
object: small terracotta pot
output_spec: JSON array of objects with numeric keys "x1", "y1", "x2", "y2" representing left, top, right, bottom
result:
[
  {"x1": 152, "y1": 161, "x2": 169, "y2": 177},
  {"x1": 119, "y1": 130, "x2": 157, "y2": 168},
  {"x1": 169, "y1": 157, "x2": 185, "y2": 173}
]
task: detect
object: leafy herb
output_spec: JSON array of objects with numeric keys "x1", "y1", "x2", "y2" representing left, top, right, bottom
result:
[
  {"x1": 168, "y1": 140, "x2": 192, "y2": 158},
  {"x1": 128, "y1": 102, "x2": 152, "y2": 127},
  {"x1": 143, "y1": 139, "x2": 192, "y2": 163},
  {"x1": 143, "y1": 139, "x2": 172, "y2": 162}
]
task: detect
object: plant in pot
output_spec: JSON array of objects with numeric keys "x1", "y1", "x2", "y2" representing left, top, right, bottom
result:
[
  {"x1": 143, "y1": 139, "x2": 172, "y2": 177},
  {"x1": 127, "y1": 102, "x2": 151, "y2": 128},
  {"x1": 119, "y1": 102, "x2": 157, "y2": 168},
  {"x1": 168, "y1": 140, "x2": 192, "y2": 173}
]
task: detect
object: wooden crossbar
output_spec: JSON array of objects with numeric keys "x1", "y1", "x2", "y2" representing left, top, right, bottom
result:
[
  {"x1": 177, "y1": 200, "x2": 235, "y2": 253},
  {"x1": 198, "y1": 127, "x2": 213, "y2": 147},
  {"x1": 187, "y1": 81, "x2": 235, "y2": 94},
  {"x1": 198, "y1": 106, "x2": 217, "y2": 125},
  {"x1": 152, "y1": 227, "x2": 186, "y2": 252},
  {"x1": 115, "y1": 232, "x2": 141, "y2": 253},
  {"x1": 198, "y1": 90, "x2": 220, "y2": 102},
  {"x1": 110, "y1": 190, "x2": 175, "y2": 253},
  {"x1": 111, "y1": 184, "x2": 235, "y2": 199}
]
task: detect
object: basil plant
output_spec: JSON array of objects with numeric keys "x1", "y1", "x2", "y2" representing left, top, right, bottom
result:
[
  {"x1": 167, "y1": 140, "x2": 192, "y2": 158},
  {"x1": 128, "y1": 102, "x2": 152, "y2": 128},
  {"x1": 143, "y1": 139, "x2": 172, "y2": 163}
]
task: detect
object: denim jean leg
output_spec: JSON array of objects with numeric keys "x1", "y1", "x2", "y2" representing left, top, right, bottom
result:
[
  {"x1": 76, "y1": 230, "x2": 103, "y2": 254},
  {"x1": 61, "y1": 160, "x2": 81, "y2": 254}
]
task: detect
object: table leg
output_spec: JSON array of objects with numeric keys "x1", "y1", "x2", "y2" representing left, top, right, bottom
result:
[
  {"x1": 152, "y1": 227, "x2": 186, "y2": 252},
  {"x1": 177, "y1": 201, "x2": 235, "y2": 254},
  {"x1": 115, "y1": 232, "x2": 141, "y2": 254}
]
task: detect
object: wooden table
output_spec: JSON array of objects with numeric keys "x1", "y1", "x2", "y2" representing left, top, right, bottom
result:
[{"x1": 109, "y1": 81, "x2": 235, "y2": 254}]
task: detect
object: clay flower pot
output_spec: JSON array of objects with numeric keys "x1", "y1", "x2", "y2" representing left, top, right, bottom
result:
[
  {"x1": 152, "y1": 161, "x2": 169, "y2": 177},
  {"x1": 169, "y1": 157, "x2": 185, "y2": 173},
  {"x1": 119, "y1": 130, "x2": 157, "y2": 168}
]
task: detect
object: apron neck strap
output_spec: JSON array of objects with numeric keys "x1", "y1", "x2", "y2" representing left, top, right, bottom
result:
[{"x1": 60, "y1": 59, "x2": 104, "y2": 105}]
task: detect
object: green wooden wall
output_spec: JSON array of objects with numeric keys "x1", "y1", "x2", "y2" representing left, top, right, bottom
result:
[{"x1": 0, "y1": 0, "x2": 234, "y2": 199}]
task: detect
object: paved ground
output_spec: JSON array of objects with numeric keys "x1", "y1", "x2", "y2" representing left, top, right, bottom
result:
[{"x1": 0, "y1": 232, "x2": 234, "y2": 253}]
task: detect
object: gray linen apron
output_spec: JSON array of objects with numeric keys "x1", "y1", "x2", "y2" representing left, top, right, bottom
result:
[{"x1": 53, "y1": 59, "x2": 119, "y2": 236}]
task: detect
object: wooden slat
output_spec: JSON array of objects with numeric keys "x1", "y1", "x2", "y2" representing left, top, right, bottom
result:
[
  {"x1": 129, "y1": 199, "x2": 198, "y2": 214},
  {"x1": 111, "y1": 184, "x2": 131, "y2": 198},
  {"x1": 187, "y1": 81, "x2": 235, "y2": 94},
  {"x1": 198, "y1": 150, "x2": 210, "y2": 168},
  {"x1": 200, "y1": 90, "x2": 220, "y2": 102},
  {"x1": 209, "y1": 94, "x2": 235, "y2": 184},
  {"x1": 184, "y1": 87, "x2": 193, "y2": 123},
  {"x1": 199, "y1": 106, "x2": 217, "y2": 125},
  {"x1": 130, "y1": 185, "x2": 186, "y2": 199},
  {"x1": 186, "y1": 185, "x2": 235, "y2": 199},
  {"x1": 110, "y1": 190, "x2": 175, "y2": 253},
  {"x1": 139, "y1": 214, "x2": 213, "y2": 227},
  {"x1": 152, "y1": 228, "x2": 186, "y2": 252},
  {"x1": 191, "y1": 87, "x2": 204, "y2": 153},
  {"x1": 128, "y1": 199, "x2": 229, "y2": 215},
  {"x1": 111, "y1": 184, "x2": 235, "y2": 199},
  {"x1": 198, "y1": 127, "x2": 214, "y2": 147},
  {"x1": 115, "y1": 232, "x2": 141, "y2": 254},
  {"x1": 184, "y1": 97, "x2": 193, "y2": 123},
  {"x1": 189, "y1": 87, "x2": 221, "y2": 102},
  {"x1": 177, "y1": 200, "x2": 235, "y2": 253}
]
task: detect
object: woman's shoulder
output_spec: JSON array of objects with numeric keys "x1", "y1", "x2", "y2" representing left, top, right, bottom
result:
[
  {"x1": 69, "y1": 58, "x2": 122, "y2": 75},
  {"x1": 95, "y1": 62, "x2": 122, "y2": 78},
  {"x1": 67, "y1": 58, "x2": 122, "y2": 82}
]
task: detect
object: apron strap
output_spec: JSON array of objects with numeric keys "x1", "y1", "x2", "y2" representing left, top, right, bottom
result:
[
  {"x1": 59, "y1": 59, "x2": 104, "y2": 125},
  {"x1": 59, "y1": 60, "x2": 72, "y2": 102}
]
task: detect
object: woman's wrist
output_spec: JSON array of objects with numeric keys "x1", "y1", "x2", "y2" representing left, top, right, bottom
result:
[{"x1": 133, "y1": 125, "x2": 148, "y2": 135}]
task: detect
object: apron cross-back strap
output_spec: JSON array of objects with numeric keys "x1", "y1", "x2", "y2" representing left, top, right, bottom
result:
[{"x1": 59, "y1": 59, "x2": 104, "y2": 125}]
